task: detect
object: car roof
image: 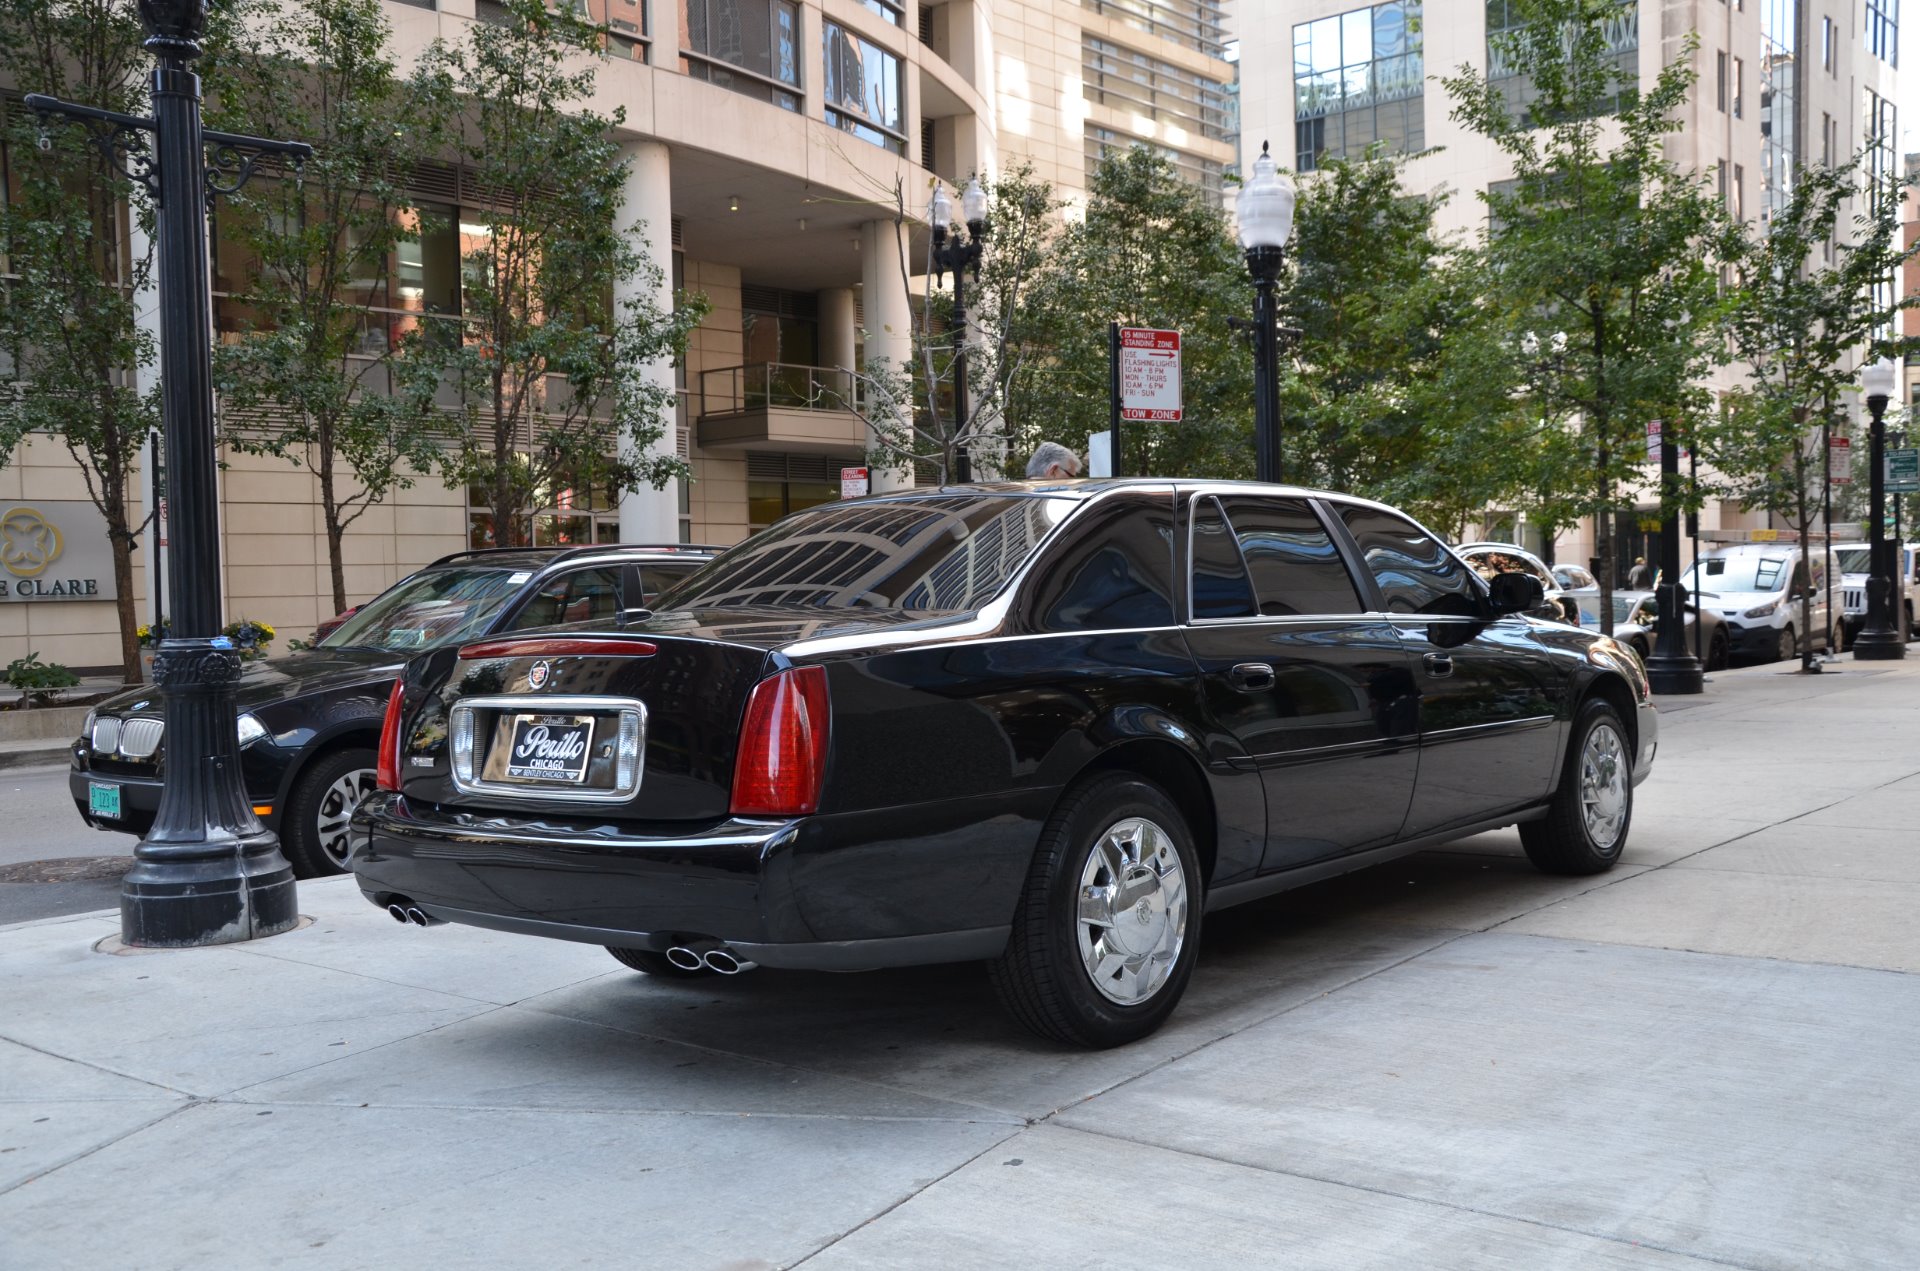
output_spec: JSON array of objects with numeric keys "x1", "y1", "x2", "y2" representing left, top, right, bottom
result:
[
  {"x1": 863, "y1": 477, "x2": 1411, "y2": 510},
  {"x1": 423, "y1": 544, "x2": 722, "y2": 572}
]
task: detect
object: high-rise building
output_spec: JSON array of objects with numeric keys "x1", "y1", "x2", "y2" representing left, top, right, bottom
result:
[
  {"x1": 1238, "y1": 0, "x2": 1901, "y2": 573},
  {"x1": 0, "y1": 0, "x2": 1232, "y2": 670}
]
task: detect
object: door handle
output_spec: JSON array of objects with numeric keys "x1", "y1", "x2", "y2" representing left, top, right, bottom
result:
[
  {"x1": 1423, "y1": 651, "x2": 1455, "y2": 678},
  {"x1": 1228, "y1": 662, "x2": 1275, "y2": 693}
]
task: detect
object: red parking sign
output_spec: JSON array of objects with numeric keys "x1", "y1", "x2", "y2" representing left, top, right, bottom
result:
[{"x1": 1119, "y1": 328, "x2": 1182, "y2": 423}]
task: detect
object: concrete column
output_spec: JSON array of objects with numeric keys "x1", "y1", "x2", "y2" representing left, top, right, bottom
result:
[
  {"x1": 818, "y1": 287, "x2": 857, "y2": 373},
  {"x1": 861, "y1": 218, "x2": 915, "y2": 492},
  {"x1": 649, "y1": 0, "x2": 679, "y2": 72},
  {"x1": 616, "y1": 139, "x2": 683, "y2": 544}
]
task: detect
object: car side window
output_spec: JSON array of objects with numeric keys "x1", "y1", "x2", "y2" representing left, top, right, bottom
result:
[
  {"x1": 1031, "y1": 494, "x2": 1177, "y2": 631},
  {"x1": 1337, "y1": 506, "x2": 1479, "y2": 616},
  {"x1": 1219, "y1": 496, "x2": 1363, "y2": 616},
  {"x1": 504, "y1": 567, "x2": 623, "y2": 631},
  {"x1": 639, "y1": 564, "x2": 697, "y2": 606},
  {"x1": 1188, "y1": 496, "x2": 1257, "y2": 620}
]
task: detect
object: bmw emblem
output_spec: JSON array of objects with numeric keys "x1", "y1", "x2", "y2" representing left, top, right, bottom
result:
[{"x1": 528, "y1": 660, "x2": 551, "y2": 690}]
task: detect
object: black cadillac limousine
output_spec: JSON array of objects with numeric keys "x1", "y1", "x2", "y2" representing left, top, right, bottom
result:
[{"x1": 349, "y1": 480, "x2": 1656, "y2": 1047}]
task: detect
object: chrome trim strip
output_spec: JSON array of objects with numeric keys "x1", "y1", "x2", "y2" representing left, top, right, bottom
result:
[
  {"x1": 1420, "y1": 715, "x2": 1557, "y2": 740},
  {"x1": 447, "y1": 694, "x2": 647, "y2": 805}
]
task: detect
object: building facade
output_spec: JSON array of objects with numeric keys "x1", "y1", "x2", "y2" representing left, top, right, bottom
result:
[
  {"x1": 1239, "y1": 0, "x2": 1902, "y2": 574},
  {"x1": 1, "y1": 0, "x2": 1235, "y2": 672}
]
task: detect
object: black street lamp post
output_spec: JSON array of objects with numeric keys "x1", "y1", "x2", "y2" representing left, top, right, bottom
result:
[
  {"x1": 30, "y1": 0, "x2": 313, "y2": 945},
  {"x1": 1236, "y1": 143, "x2": 1296, "y2": 484},
  {"x1": 1855, "y1": 357, "x2": 1906, "y2": 660},
  {"x1": 1645, "y1": 416, "x2": 1704, "y2": 693},
  {"x1": 929, "y1": 180, "x2": 988, "y2": 484}
]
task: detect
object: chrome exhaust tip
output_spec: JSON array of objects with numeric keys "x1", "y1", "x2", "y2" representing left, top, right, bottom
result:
[
  {"x1": 702, "y1": 948, "x2": 757, "y2": 975},
  {"x1": 664, "y1": 944, "x2": 709, "y2": 971},
  {"x1": 387, "y1": 903, "x2": 410, "y2": 924}
]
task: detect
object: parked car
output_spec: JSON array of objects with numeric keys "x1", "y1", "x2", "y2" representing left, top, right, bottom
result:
[
  {"x1": 1457, "y1": 542, "x2": 1579, "y2": 623},
  {"x1": 1681, "y1": 543, "x2": 1838, "y2": 663},
  {"x1": 70, "y1": 543, "x2": 717, "y2": 877},
  {"x1": 350, "y1": 481, "x2": 1656, "y2": 1048},
  {"x1": 1833, "y1": 541, "x2": 1918, "y2": 640},
  {"x1": 1574, "y1": 590, "x2": 1730, "y2": 670}
]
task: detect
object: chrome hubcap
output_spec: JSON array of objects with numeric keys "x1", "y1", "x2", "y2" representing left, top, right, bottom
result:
[
  {"x1": 1075, "y1": 816, "x2": 1188, "y2": 1007},
  {"x1": 317, "y1": 768, "x2": 378, "y2": 868},
  {"x1": 1579, "y1": 725, "x2": 1628, "y2": 850}
]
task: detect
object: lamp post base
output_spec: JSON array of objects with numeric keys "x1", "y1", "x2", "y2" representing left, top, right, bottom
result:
[
  {"x1": 1851, "y1": 631, "x2": 1908, "y2": 660},
  {"x1": 121, "y1": 832, "x2": 299, "y2": 947},
  {"x1": 1644, "y1": 654, "x2": 1705, "y2": 694}
]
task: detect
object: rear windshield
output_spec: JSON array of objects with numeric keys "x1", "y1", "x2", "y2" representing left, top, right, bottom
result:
[
  {"x1": 319, "y1": 566, "x2": 528, "y2": 651},
  {"x1": 655, "y1": 495, "x2": 1077, "y2": 612},
  {"x1": 1683, "y1": 555, "x2": 1788, "y2": 594}
]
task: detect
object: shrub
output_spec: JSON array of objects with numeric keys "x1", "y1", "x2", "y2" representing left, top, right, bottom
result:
[{"x1": 6, "y1": 652, "x2": 81, "y2": 706}]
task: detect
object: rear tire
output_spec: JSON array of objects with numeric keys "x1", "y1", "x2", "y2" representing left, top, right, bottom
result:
[
  {"x1": 605, "y1": 946, "x2": 713, "y2": 977},
  {"x1": 989, "y1": 773, "x2": 1201, "y2": 1048},
  {"x1": 1520, "y1": 698, "x2": 1632, "y2": 876},
  {"x1": 282, "y1": 747, "x2": 377, "y2": 879}
]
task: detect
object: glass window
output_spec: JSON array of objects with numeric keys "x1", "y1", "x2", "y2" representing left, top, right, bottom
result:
[
  {"x1": 1188, "y1": 496, "x2": 1257, "y2": 619},
  {"x1": 640, "y1": 563, "x2": 700, "y2": 604},
  {"x1": 504, "y1": 567, "x2": 625, "y2": 630},
  {"x1": 683, "y1": 0, "x2": 802, "y2": 111},
  {"x1": 823, "y1": 21, "x2": 904, "y2": 152},
  {"x1": 1487, "y1": 0, "x2": 1637, "y2": 124},
  {"x1": 1292, "y1": 1, "x2": 1424, "y2": 172},
  {"x1": 1083, "y1": 36, "x2": 1232, "y2": 141},
  {"x1": 1030, "y1": 494, "x2": 1177, "y2": 631},
  {"x1": 1079, "y1": 0, "x2": 1229, "y2": 57},
  {"x1": 1084, "y1": 127, "x2": 1226, "y2": 202},
  {"x1": 1338, "y1": 505, "x2": 1479, "y2": 615},
  {"x1": 1220, "y1": 497, "x2": 1362, "y2": 616},
  {"x1": 1867, "y1": 0, "x2": 1899, "y2": 65},
  {"x1": 658, "y1": 494, "x2": 1075, "y2": 612},
  {"x1": 862, "y1": 0, "x2": 903, "y2": 23},
  {"x1": 319, "y1": 566, "x2": 531, "y2": 651}
]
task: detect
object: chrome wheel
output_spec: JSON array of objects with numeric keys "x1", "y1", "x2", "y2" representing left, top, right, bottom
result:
[
  {"x1": 1075, "y1": 816, "x2": 1188, "y2": 1007},
  {"x1": 1578, "y1": 724, "x2": 1628, "y2": 850},
  {"x1": 316, "y1": 767, "x2": 377, "y2": 869}
]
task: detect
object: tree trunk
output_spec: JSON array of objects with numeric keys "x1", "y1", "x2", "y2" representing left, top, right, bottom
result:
[
  {"x1": 316, "y1": 424, "x2": 349, "y2": 615},
  {"x1": 110, "y1": 530, "x2": 139, "y2": 684},
  {"x1": 1594, "y1": 454, "x2": 1614, "y2": 636}
]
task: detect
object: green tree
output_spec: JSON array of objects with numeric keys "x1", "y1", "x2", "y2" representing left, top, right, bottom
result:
[
  {"x1": 204, "y1": 0, "x2": 449, "y2": 614},
  {"x1": 412, "y1": 0, "x2": 704, "y2": 546},
  {"x1": 1707, "y1": 156, "x2": 1917, "y2": 667},
  {"x1": 1279, "y1": 149, "x2": 1533, "y2": 536},
  {"x1": 1445, "y1": 0, "x2": 1724, "y2": 631},
  {"x1": 0, "y1": 0, "x2": 157, "y2": 681},
  {"x1": 1003, "y1": 146, "x2": 1254, "y2": 477}
]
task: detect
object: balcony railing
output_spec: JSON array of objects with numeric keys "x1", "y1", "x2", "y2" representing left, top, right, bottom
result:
[{"x1": 699, "y1": 362, "x2": 859, "y2": 417}]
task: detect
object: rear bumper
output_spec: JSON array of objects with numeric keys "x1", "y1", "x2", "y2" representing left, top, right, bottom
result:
[{"x1": 348, "y1": 792, "x2": 1019, "y2": 970}]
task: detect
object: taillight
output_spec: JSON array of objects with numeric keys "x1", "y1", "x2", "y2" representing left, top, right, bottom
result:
[
  {"x1": 730, "y1": 666, "x2": 831, "y2": 817},
  {"x1": 375, "y1": 680, "x2": 406, "y2": 792}
]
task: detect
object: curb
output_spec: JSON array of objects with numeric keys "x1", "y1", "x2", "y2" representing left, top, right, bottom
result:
[{"x1": 0, "y1": 744, "x2": 71, "y2": 772}]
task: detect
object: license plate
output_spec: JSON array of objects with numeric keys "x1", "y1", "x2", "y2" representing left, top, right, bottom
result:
[
  {"x1": 503, "y1": 714, "x2": 594, "y2": 783},
  {"x1": 89, "y1": 781, "x2": 122, "y2": 819}
]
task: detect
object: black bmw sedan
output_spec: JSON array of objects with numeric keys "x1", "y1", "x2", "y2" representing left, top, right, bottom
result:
[
  {"x1": 350, "y1": 481, "x2": 1656, "y2": 1047},
  {"x1": 70, "y1": 543, "x2": 713, "y2": 877}
]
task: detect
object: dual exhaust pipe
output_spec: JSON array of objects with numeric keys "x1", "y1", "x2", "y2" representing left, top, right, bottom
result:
[
  {"x1": 383, "y1": 902, "x2": 749, "y2": 974},
  {"x1": 386, "y1": 899, "x2": 446, "y2": 927},
  {"x1": 665, "y1": 939, "x2": 756, "y2": 975}
]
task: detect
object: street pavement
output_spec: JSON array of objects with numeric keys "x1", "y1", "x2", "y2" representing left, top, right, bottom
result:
[{"x1": 3, "y1": 657, "x2": 1919, "y2": 1269}]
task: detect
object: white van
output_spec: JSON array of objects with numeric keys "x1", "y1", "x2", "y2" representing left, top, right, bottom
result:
[
  {"x1": 1832, "y1": 542, "x2": 1918, "y2": 640},
  {"x1": 1681, "y1": 544, "x2": 1838, "y2": 663}
]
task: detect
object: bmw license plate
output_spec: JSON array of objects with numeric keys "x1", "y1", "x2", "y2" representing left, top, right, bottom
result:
[
  {"x1": 88, "y1": 781, "x2": 122, "y2": 819},
  {"x1": 503, "y1": 714, "x2": 594, "y2": 784}
]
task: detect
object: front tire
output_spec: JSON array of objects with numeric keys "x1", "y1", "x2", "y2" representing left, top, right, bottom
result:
[
  {"x1": 282, "y1": 747, "x2": 377, "y2": 878},
  {"x1": 1774, "y1": 625, "x2": 1796, "y2": 663},
  {"x1": 1520, "y1": 698, "x2": 1633, "y2": 876},
  {"x1": 1708, "y1": 627, "x2": 1730, "y2": 671},
  {"x1": 989, "y1": 773, "x2": 1201, "y2": 1048}
]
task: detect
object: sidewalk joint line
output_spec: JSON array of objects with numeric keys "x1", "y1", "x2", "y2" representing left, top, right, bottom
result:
[
  {"x1": 0, "y1": 1102, "x2": 199, "y2": 1199},
  {"x1": 783, "y1": 1129, "x2": 1023, "y2": 1269}
]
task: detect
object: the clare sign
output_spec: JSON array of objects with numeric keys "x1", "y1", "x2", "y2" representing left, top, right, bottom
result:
[
  {"x1": 1119, "y1": 327, "x2": 1182, "y2": 423},
  {"x1": 0, "y1": 502, "x2": 117, "y2": 602}
]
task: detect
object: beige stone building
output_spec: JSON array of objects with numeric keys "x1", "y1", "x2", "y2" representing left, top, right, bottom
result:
[
  {"x1": 1237, "y1": 0, "x2": 1902, "y2": 575},
  {"x1": 2, "y1": 0, "x2": 1237, "y2": 672}
]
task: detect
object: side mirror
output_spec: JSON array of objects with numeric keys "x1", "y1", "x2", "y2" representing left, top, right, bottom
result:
[{"x1": 1487, "y1": 571, "x2": 1545, "y2": 615}]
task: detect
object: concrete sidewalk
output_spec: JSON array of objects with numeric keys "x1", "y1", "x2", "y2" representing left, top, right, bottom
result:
[{"x1": 4, "y1": 659, "x2": 1919, "y2": 1270}]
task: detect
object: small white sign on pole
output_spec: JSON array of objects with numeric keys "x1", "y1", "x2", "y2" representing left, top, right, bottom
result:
[
  {"x1": 1119, "y1": 328, "x2": 1182, "y2": 423},
  {"x1": 1645, "y1": 419, "x2": 1662, "y2": 464},
  {"x1": 1829, "y1": 435, "x2": 1853, "y2": 485},
  {"x1": 1086, "y1": 431, "x2": 1114, "y2": 478},
  {"x1": 840, "y1": 466, "x2": 870, "y2": 499}
]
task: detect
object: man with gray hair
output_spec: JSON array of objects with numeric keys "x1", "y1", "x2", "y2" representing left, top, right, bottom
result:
[{"x1": 1025, "y1": 441, "x2": 1081, "y2": 480}]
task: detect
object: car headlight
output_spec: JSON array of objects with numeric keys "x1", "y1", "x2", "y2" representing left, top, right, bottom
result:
[
  {"x1": 81, "y1": 710, "x2": 97, "y2": 746},
  {"x1": 236, "y1": 713, "x2": 268, "y2": 747},
  {"x1": 1743, "y1": 600, "x2": 1779, "y2": 619}
]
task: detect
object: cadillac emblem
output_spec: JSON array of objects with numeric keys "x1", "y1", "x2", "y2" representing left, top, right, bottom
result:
[{"x1": 527, "y1": 660, "x2": 551, "y2": 690}]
